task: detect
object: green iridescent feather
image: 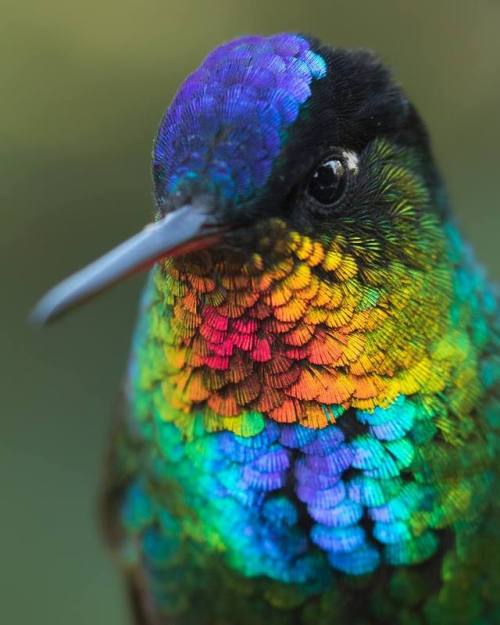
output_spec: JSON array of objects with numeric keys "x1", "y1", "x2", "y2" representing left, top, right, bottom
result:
[{"x1": 94, "y1": 34, "x2": 500, "y2": 625}]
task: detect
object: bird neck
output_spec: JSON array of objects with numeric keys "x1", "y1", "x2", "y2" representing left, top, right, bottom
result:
[{"x1": 126, "y1": 218, "x2": 485, "y2": 441}]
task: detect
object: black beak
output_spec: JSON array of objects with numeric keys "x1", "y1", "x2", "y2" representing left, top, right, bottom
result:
[{"x1": 30, "y1": 202, "x2": 223, "y2": 325}]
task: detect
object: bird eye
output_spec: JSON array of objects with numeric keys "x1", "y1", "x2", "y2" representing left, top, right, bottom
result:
[{"x1": 306, "y1": 157, "x2": 347, "y2": 205}]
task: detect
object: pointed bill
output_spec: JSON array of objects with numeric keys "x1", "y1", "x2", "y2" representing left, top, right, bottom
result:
[{"x1": 31, "y1": 204, "x2": 222, "y2": 325}]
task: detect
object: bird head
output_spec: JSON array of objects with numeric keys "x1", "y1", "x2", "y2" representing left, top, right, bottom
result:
[
  {"x1": 33, "y1": 34, "x2": 455, "y2": 429},
  {"x1": 32, "y1": 33, "x2": 447, "y2": 323}
]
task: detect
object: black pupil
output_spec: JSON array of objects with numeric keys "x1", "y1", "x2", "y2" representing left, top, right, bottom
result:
[{"x1": 308, "y1": 158, "x2": 346, "y2": 204}]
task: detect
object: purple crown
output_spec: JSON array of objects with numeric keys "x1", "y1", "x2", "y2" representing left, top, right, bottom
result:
[{"x1": 153, "y1": 34, "x2": 327, "y2": 202}]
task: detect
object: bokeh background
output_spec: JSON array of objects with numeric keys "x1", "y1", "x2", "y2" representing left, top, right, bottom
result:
[{"x1": 2, "y1": 1, "x2": 499, "y2": 623}]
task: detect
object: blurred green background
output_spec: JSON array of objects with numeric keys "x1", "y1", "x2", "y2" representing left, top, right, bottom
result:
[{"x1": 1, "y1": 1, "x2": 499, "y2": 623}]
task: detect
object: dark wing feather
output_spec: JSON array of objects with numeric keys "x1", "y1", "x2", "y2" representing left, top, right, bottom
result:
[{"x1": 99, "y1": 390, "x2": 164, "y2": 625}]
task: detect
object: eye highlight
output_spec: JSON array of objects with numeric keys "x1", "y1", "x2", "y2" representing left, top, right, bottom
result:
[
  {"x1": 307, "y1": 158, "x2": 346, "y2": 204},
  {"x1": 305, "y1": 151, "x2": 358, "y2": 208}
]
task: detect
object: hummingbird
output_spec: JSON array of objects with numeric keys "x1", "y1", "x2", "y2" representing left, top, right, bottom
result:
[{"x1": 33, "y1": 34, "x2": 499, "y2": 625}]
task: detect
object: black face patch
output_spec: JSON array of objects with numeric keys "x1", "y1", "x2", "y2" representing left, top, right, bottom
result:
[{"x1": 243, "y1": 40, "x2": 443, "y2": 229}]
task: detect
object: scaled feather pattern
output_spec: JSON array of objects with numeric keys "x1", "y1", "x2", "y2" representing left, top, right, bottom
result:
[{"x1": 105, "y1": 33, "x2": 500, "y2": 625}]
